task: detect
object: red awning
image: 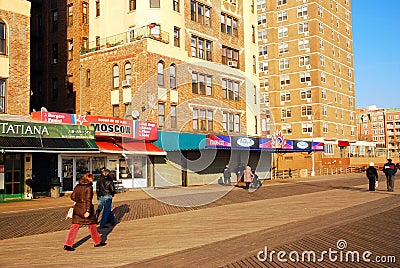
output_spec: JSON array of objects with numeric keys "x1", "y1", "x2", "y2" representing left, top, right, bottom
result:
[
  {"x1": 338, "y1": 140, "x2": 350, "y2": 147},
  {"x1": 95, "y1": 141, "x2": 123, "y2": 153},
  {"x1": 116, "y1": 141, "x2": 166, "y2": 156}
]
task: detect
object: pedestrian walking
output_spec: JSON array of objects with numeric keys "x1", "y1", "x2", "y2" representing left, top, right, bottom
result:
[
  {"x1": 223, "y1": 165, "x2": 231, "y2": 186},
  {"x1": 366, "y1": 162, "x2": 378, "y2": 191},
  {"x1": 383, "y1": 158, "x2": 397, "y2": 192},
  {"x1": 243, "y1": 165, "x2": 254, "y2": 190},
  {"x1": 96, "y1": 169, "x2": 118, "y2": 228},
  {"x1": 235, "y1": 163, "x2": 245, "y2": 185},
  {"x1": 64, "y1": 173, "x2": 106, "y2": 251}
]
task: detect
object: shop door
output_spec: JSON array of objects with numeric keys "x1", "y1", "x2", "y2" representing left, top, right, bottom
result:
[{"x1": 4, "y1": 154, "x2": 23, "y2": 199}]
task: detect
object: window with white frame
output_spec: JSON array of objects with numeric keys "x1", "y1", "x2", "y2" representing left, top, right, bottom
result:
[
  {"x1": 323, "y1": 122, "x2": 328, "y2": 133},
  {"x1": 297, "y1": 6, "x2": 308, "y2": 17},
  {"x1": 350, "y1": 111, "x2": 354, "y2": 121},
  {"x1": 349, "y1": 97, "x2": 353, "y2": 107},
  {"x1": 321, "y1": 88, "x2": 327, "y2": 99},
  {"x1": 259, "y1": 45, "x2": 268, "y2": 56},
  {"x1": 348, "y1": 68, "x2": 352, "y2": 77},
  {"x1": 348, "y1": 82, "x2": 352, "y2": 92},
  {"x1": 278, "y1": 26, "x2": 288, "y2": 39},
  {"x1": 346, "y1": 24, "x2": 350, "y2": 35},
  {"x1": 279, "y1": 58, "x2": 289, "y2": 70},
  {"x1": 257, "y1": 0, "x2": 266, "y2": 9},
  {"x1": 0, "y1": 79, "x2": 5, "y2": 113},
  {"x1": 193, "y1": 108, "x2": 213, "y2": 131},
  {"x1": 222, "y1": 112, "x2": 240, "y2": 133},
  {"x1": 325, "y1": 143, "x2": 333, "y2": 154},
  {"x1": 280, "y1": 74, "x2": 290, "y2": 85},
  {"x1": 318, "y1": 22, "x2": 324, "y2": 33},
  {"x1": 322, "y1": 105, "x2": 327, "y2": 116},
  {"x1": 222, "y1": 78, "x2": 239, "y2": 100},
  {"x1": 351, "y1": 126, "x2": 355, "y2": 136},
  {"x1": 277, "y1": 0, "x2": 287, "y2": 6},
  {"x1": 281, "y1": 124, "x2": 292, "y2": 135},
  {"x1": 301, "y1": 105, "x2": 312, "y2": 116},
  {"x1": 347, "y1": 53, "x2": 351, "y2": 63},
  {"x1": 299, "y1": 55, "x2": 310, "y2": 66},
  {"x1": 320, "y1": 39, "x2": 324, "y2": 50},
  {"x1": 302, "y1": 122, "x2": 313, "y2": 134},
  {"x1": 113, "y1": 64, "x2": 119, "y2": 88},
  {"x1": 298, "y1": 22, "x2": 308, "y2": 34},
  {"x1": 300, "y1": 72, "x2": 311, "y2": 83},
  {"x1": 280, "y1": 91, "x2": 291, "y2": 102},
  {"x1": 320, "y1": 55, "x2": 325, "y2": 66},
  {"x1": 259, "y1": 61, "x2": 268, "y2": 72},
  {"x1": 278, "y1": 11, "x2": 288, "y2": 22},
  {"x1": 318, "y1": 6, "x2": 323, "y2": 17},
  {"x1": 258, "y1": 29, "x2": 267, "y2": 41},
  {"x1": 260, "y1": 76, "x2": 269, "y2": 88},
  {"x1": 300, "y1": 89, "x2": 311, "y2": 99},
  {"x1": 279, "y1": 42, "x2": 289, "y2": 53},
  {"x1": 321, "y1": 72, "x2": 326, "y2": 83},
  {"x1": 298, "y1": 38, "x2": 309, "y2": 50},
  {"x1": 346, "y1": 39, "x2": 350, "y2": 48},
  {"x1": 364, "y1": 130, "x2": 368, "y2": 135},
  {"x1": 281, "y1": 108, "x2": 292, "y2": 118},
  {"x1": 258, "y1": 14, "x2": 266, "y2": 25}
]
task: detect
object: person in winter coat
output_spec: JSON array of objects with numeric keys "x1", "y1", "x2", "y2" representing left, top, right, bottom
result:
[
  {"x1": 96, "y1": 169, "x2": 117, "y2": 228},
  {"x1": 383, "y1": 158, "x2": 397, "y2": 192},
  {"x1": 64, "y1": 173, "x2": 106, "y2": 251},
  {"x1": 243, "y1": 165, "x2": 254, "y2": 190},
  {"x1": 366, "y1": 162, "x2": 378, "y2": 191},
  {"x1": 223, "y1": 165, "x2": 231, "y2": 185}
]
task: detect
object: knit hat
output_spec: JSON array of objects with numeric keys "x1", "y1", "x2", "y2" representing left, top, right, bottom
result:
[{"x1": 369, "y1": 162, "x2": 374, "y2": 166}]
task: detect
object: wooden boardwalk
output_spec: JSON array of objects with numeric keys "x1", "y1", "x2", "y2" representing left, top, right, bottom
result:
[{"x1": 0, "y1": 173, "x2": 398, "y2": 267}]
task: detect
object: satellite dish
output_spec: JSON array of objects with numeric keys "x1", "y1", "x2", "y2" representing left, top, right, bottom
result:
[{"x1": 131, "y1": 110, "x2": 139, "y2": 119}]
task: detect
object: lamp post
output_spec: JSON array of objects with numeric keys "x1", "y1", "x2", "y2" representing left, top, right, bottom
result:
[{"x1": 311, "y1": 102, "x2": 332, "y2": 176}]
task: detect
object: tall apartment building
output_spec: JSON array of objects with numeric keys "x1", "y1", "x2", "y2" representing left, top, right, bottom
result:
[
  {"x1": 0, "y1": 0, "x2": 31, "y2": 116},
  {"x1": 257, "y1": 0, "x2": 356, "y2": 170}
]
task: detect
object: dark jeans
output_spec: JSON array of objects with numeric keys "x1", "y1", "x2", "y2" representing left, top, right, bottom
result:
[
  {"x1": 97, "y1": 195, "x2": 116, "y2": 227},
  {"x1": 368, "y1": 178, "x2": 376, "y2": 191},
  {"x1": 386, "y1": 175, "x2": 395, "y2": 192}
]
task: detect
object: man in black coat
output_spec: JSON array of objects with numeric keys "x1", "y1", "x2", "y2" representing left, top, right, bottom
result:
[
  {"x1": 366, "y1": 162, "x2": 378, "y2": 191},
  {"x1": 383, "y1": 159, "x2": 397, "y2": 192}
]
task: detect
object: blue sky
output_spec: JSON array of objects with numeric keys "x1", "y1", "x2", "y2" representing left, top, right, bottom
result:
[{"x1": 352, "y1": 1, "x2": 400, "y2": 108}]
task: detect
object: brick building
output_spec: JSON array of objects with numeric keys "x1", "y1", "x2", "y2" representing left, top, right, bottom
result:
[
  {"x1": 0, "y1": 0, "x2": 31, "y2": 116},
  {"x1": 257, "y1": 0, "x2": 356, "y2": 173}
]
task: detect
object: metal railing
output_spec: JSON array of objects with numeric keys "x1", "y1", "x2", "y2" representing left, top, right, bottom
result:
[{"x1": 81, "y1": 25, "x2": 169, "y2": 55}]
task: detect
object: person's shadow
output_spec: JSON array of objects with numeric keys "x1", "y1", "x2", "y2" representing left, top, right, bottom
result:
[{"x1": 74, "y1": 204, "x2": 130, "y2": 247}]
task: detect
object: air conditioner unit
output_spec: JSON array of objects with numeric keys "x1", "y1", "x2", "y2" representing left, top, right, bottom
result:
[
  {"x1": 263, "y1": 54, "x2": 268, "y2": 59},
  {"x1": 227, "y1": 60, "x2": 238, "y2": 67},
  {"x1": 307, "y1": 115, "x2": 312, "y2": 120},
  {"x1": 306, "y1": 65, "x2": 311, "y2": 69},
  {"x1": 306, "y1": 81, "x2": 312, "y2": 86},
  {"x1": 122, "y1": 79, "x2": 131, "y2": 87},
  {"x1": 304, "y1": 32, "x2": 309, "y2": 36},
  {"x1": 280, "y1": 101, "x2": 285, "y2": 105},
  {"x1": 262, "y1": 8, "x2": 265, "y2": 12},
  {"x1": 303, "y1": 0, "x2": 308, "y2": 3},
  {"x1": 306, "y1": 98, "x2": 312, "y2": 103},
  {"x1": 304, "y1": 15, "x2": 308, "y2": 19},
  {"x1": 305, "y1": 48, "x2": 310, "y2": 52},
  {"x1": 265, "y1": 86, "x2": 269, "y2": 90},
  {"x1": 265, "y1": 70, "x2": 269, "y2": 74}
]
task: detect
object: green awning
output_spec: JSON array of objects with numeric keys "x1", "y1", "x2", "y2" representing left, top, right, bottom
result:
[{"x1": 153, "y1": 131, "x2": 206, "y2": 151}]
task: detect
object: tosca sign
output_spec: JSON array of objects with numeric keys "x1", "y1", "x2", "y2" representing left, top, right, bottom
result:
[
  {"x1": 31, "y1": 111, "x2": 158, "y2": 140},
  {"x1": 0, "y1": 120, "x2": 94, "y2": 139}
]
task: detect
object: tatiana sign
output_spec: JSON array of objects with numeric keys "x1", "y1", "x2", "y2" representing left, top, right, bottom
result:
[
  {"x1": 0, "y1": 120, "x2": 94, "y2": 139},
  {"x1": 31, "y1": 111, "x2": 158, "y2": 140}
]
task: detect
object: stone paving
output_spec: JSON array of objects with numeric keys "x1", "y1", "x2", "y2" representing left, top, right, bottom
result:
[{"x1": 0, "y1": 173, "x2": 398, "y2": 267}]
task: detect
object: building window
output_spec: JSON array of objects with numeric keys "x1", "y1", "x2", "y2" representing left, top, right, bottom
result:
[
  {"x1": 223, "y1": 112, "x2": 240, "y2": 133},
  {"x1": 321, "y1": 72, "x2": 326, "y2": 83},
  {"x1": 222, "y1": 46, "x2": 239, "y2": 66},
  {"x1": 86, "y1": 70, "x2": 90, "y2": 86},
  {"x1": 67, "y1": 4, "x2": 73, "y2": 26},
  {"x1": 277, "y1": 11, "x2": 288, "y2": 22},
  {"x1": 321, "y1": 88, "x2": 326, "y2": 99},
  {"x1": 300, "y1": 72, "x2": 311, "y2": 83},
  {"x1": 0, "y1": 21, "x2": 6, "y2": 55},
  {"x1": 82, "y1": 2, "x2": 88, "y2": 23},
  {"x1": 124, "y1": 62, "x2": 132, "y2": 81},
  {"x1": 170, "y1": 105, "x2": 177, "y2": 128},
  {"x1": 192, "y1": 72, "x2": 212, "y2": 95},
  {"x1": 279, "y1": 59, "x2": 289, "y2": 70},
  {"x1": 193, "y1": 108, "x2": 213, "y2": 131},
  {"x1": 157, "y1": 61, "x2": 164, "y2": 87},
  {"x1": 158, "y1": 103, "x2": 165, "y2": 127},
  {"x1": 221, "y1": 14, "x2": 238, "y2": 36},
  {"x1": 258, "y1": 29, "x2": 267, "y2": 41},
  {"x1": 222, "y1": 79, "x2": 239, "y2": 100},
  {"x1": 52, "y1": 10, "x2": 58, "y2": 32},
  {"x1": 170, "y1": 64, "x2": 176, "y2": 89},
  {"x1": 323, "y1": 122, "x2": 328, "y2": 133},
  {"x1": 113, "y1": 105, "x2": 119, "y2": 117},
  {"x1": 190, "y1": 1, "x2": 211, "y2": 26},
  {"x1": 113, "y1": 65, "x2": 119, "y2": 88},
  {"x1": 280, "y1": 74, "x2": 290, "y2": 85},
  {"x1": 96, "y1": 1, "x2": 100, "y2": 17},
  {"x1": 0, "y1": 79, "x2": 5, "y2": 113},
  {"x1": 150, "y1": 0, "x2": 160, "y2": 8},
  {"x1": 191, "y1": 36, "x2": 212, "y2": 61},
  {"x1": 278, "y1": 26, "x2": 288, "y2": 39},
  {"x1": 278, "y1": 0, "x2": 287, "y2": 6},
  {"x1": 281, "y1": 108, "x2": 292, "y2": 118},
  {"x1": 302, "y1": 123, "x2": 313, "y2": 134},
  {"x1": 279, "y1": 42, "x2": 289, "y2": 53},
  {"x1": 280, "y1": 91, "x2": 291, "y2": 102},
  {"x1": 301, "y1": 105, "x2": 312, "y2": 116},
  {"x1": 324, "y1": 143, "x2": 333, "y2": 154},
  {"x1": 300, "y1": 89, "x2": 311, "y2": 99},
  {"x1": 173, "y1": 0, "x2": 180, "y2": 12},
  {"x1": 68, "y1": 39, "x2": 73, "y2": 60},
  {"x1": 297, "y1": 6, "x2": 308, "y2": 17},
  {"x1": 129, "y1": 0, "x2": 136, "y2": 11},
  {"x1": 298, "y1": 22, "x2": 309, "y2": 34},
  {"x1": 174, "y1": 27, "x2": 180, "y2": 47},
  {"x1": 52, "y1": 43, "x2": 58, "y2": 64},
  {"x1": 52, "y1": 78, "x2": 58, "y2": 101}
]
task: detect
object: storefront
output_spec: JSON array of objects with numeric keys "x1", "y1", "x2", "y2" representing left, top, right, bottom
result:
[
  {"x1": 0, "y1": 118, "x2": 97, "y2": 200},
  {"x1": 32, "y1": 111, "x2": 165, "y2": 191}
]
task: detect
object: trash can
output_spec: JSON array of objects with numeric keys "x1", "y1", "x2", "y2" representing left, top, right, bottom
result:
[{"x1": 50, "y1": 177, "x2": 61, "y2": 198}]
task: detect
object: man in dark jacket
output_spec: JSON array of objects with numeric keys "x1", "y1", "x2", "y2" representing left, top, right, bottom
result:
[
  {"x1": 383, "y1": 159, "x2": 397, "y2": 192},
  {"x1": 96, "y1": 169, "x2": 117, "y2": 228},
  {"x1": 223, "y1": 165, "x2": 231, "y2": 185},
  {"x1": 366, "y1": 162, "x2": 378, "y2": 191}
]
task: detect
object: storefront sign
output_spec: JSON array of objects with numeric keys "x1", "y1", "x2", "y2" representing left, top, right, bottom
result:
[
  {"x1": 31, "y1": 111, "x2": 158, "y2": 140},
  {"x1": 0, "y1": 120, "x2": 94, "y2": 139}
]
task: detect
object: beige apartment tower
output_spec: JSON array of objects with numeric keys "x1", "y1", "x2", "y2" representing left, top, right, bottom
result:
[{"x1": 258, "y1": 0, "x2": 356, "y2": 171}]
